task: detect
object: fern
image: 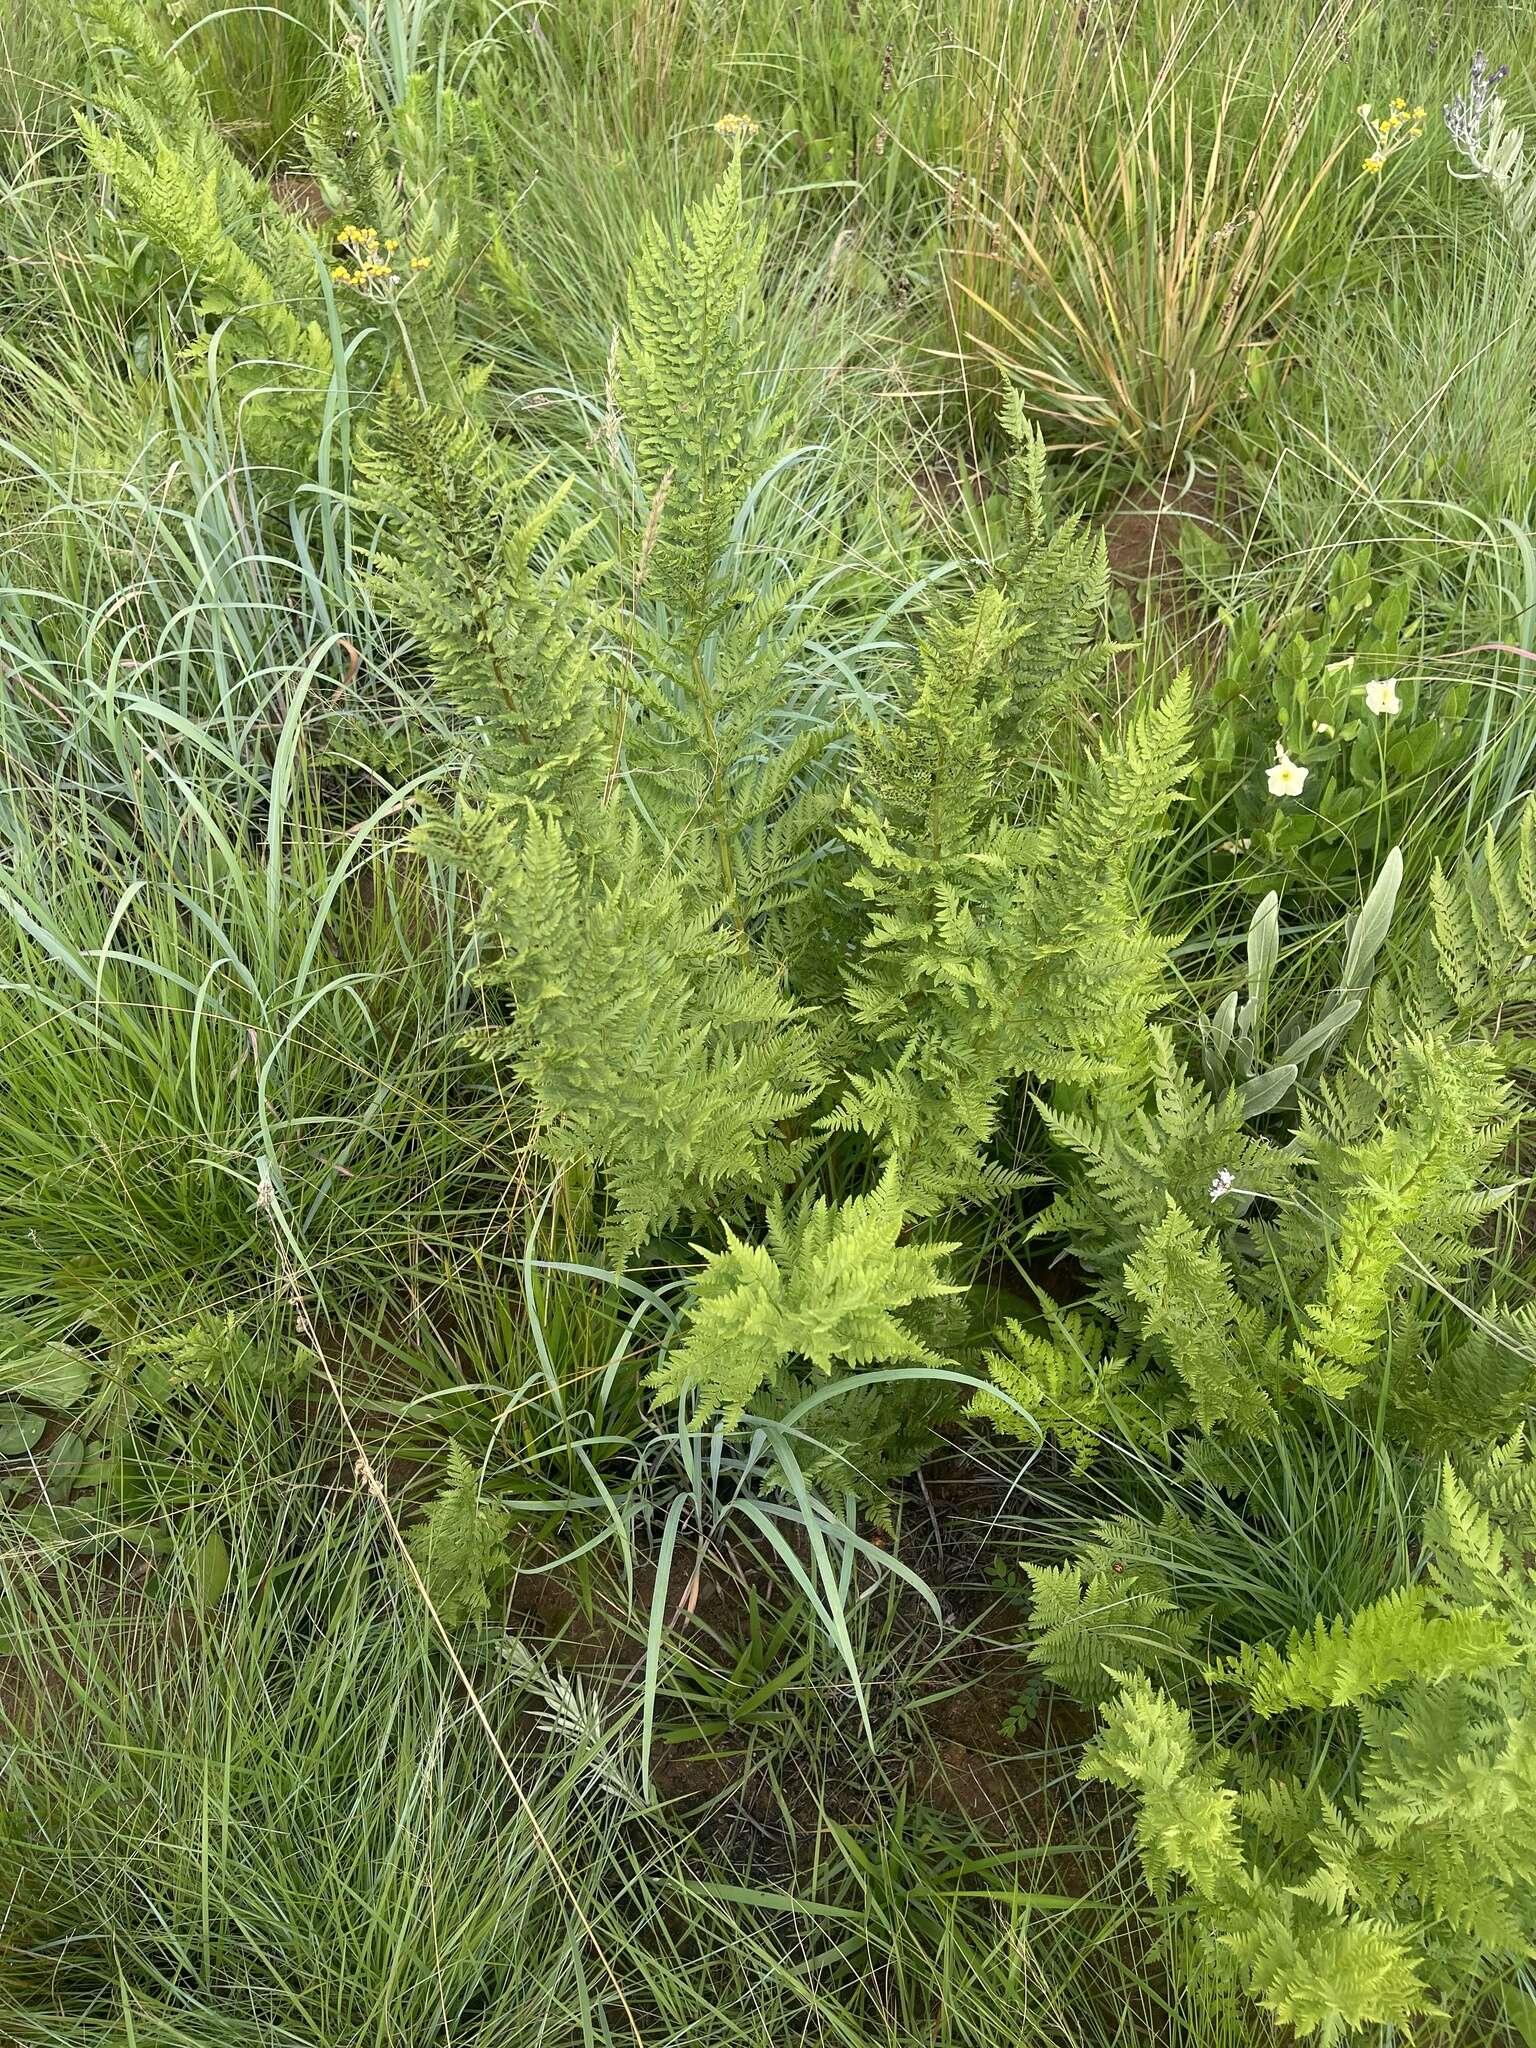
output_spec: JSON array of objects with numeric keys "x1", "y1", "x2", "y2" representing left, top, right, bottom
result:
[
  {"x1": 834, "y1": 662, "x2": 1193, "y2": 1210},
  {"x1": 1124, "y1": 1200, "x2": 1279, "y2": 1434},
  {"x1": 1086, "y1": 1439, "x2": 1536, "y2": 2041},
  {"x1": 1210, "y1": 1587, "x2": 1512, "y2": 1714},
  {"x1": 990, "y1": 390, "x2": 1117, "y2": 756},
  {"x1": 1289, "y1": 1033, "x2": 1513, "y2": 1397},
  {"x1": 1024, "y1": 1519, "x2": 1202, "y2": 1701},
  {"x1": 499, "y1": 1638, "x2": 643, "y2": 1806},
  {"x1": 80, "y1": 1, "x2": 474, "y2": 468},
  {"x1": 968, "y1": 1302, "x2": 1174, "y2": 1470},
  {"x1": 363, "y1": 165, "x2": 1205, "y2": 1481},
  {"x1": 985, "y1": 1018, "x2": 1518, "y2": 1436},
  {"x1": 363, "y1": 385, "x2": 611, "y2": 814},
  {"x1": 651, "y1": 1172, "x2": 957, "y2": 1427},
  {"x1": 458, "y1": 812, "x2": 827, "y2": 1257},
  {"x1": 1419, "y1": 792, "x2": 1536, "y2": 1038},
  {"x1": 406, "y1": 1444, "x2": 513, "y2": 1628},
  {"x1": 613, "y1": 141, "x2": 773, "y2": 619}
]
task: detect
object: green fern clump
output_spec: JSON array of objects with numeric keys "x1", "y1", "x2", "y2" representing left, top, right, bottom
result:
[
  {"x1": 649, "y1": 1172, "x2": 957, "y2": 1428},
  {"x1": 970, "y1": 1302, "x2": 1176, "y2": 1472},
  {"x1": 1083, "y1": 1437, "x2": 1536, "y2": 2042},
  {"x1": 980, "y1": 994, "x2": 1518, "y2": 1452},
  {"x1": 361, "y1": 146, "x2": 1186, "y2": 1453},
  {"x1": 1023, "y1": 1509, "x2": 1204, "y2": 1700}
]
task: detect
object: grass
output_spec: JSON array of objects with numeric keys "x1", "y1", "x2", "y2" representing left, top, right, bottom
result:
[{"x1": 2, "y1": 0, "x2": 1535, "y2": 2042}]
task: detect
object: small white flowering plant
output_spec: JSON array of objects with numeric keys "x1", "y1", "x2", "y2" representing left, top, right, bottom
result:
[{"x1": 1193, "y1": 547, "x2": 1471, "y2": 897}]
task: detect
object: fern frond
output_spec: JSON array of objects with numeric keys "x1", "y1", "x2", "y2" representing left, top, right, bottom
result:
[
  {"x1": 614, "y1": 147, "x2": 771, "y2": 618},
  {"x1": 1211, "y1": 1589, "x2": 1512, "y2": 1715},
  {"x1": 652, "y1": 1171, "x2": 958, "y2": 1427},
  {"x1": 361, "y1": 384, "x2": 611, "y2": 812}
]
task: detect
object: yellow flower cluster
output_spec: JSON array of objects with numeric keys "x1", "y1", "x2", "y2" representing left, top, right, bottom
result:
[
  {"x1": 1358, "y1": 96, "x2": 1426, "y2": 174},
  {"x1": 328, "y1": 223, "x2": 432, "y2": 291},
  {"x1": 714, "y1": 113, "x2": 760, "y2": 142}
]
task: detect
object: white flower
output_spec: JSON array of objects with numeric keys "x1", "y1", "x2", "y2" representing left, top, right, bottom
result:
[
  {"x1": 1265, "y1": 743, "x2": 1308, "y2": 798},
  {"x1": 1210, "y1": 1168, "x2": 1235, "y2": 1202},
  {"x1": 1314, "y1": 721, "x2": 1334, "y2": 736},
  {"x1": 1324, "y1": 656, "x2": 1356, "y2": 675},
  {"x1": 1364, "y1": 676, "x2": 1402, "y2": 716}
]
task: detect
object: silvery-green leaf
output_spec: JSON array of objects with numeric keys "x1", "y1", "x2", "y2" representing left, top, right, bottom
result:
[
  {"x1": 1202, "y1": 989, "x2": 1239, "y2": 1086},
  {"x1": 1337, "y1": 848, "x2": 1402, "y2": 1003},
  {"x1": 43, "y1": 1431, "x2": 84, "y2": 1504},
  {"x1": 1237, "y1": 1063, "x2": 1298, "y2": 1117},
  {"x1": 193, "y1": 1526, "x2": 231, "y2": 1608},
  {"x1": 1237, "y1": 891, "x2": 1280, "y2": 1049},
  {"x1": 0, "y1": 1316, "x2": 93, "y2": 1409},
  {"x1": 1279, "y1": 997, "x2": 1361, "y2": 1071}
]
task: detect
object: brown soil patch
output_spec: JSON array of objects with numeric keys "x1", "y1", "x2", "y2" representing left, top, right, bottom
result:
[
  {"x1": 1103, "y1": 475, "x2": 1223, "y2": 635},
  {"x1": 270, "y1": 174, "x2": 328, "y2": 226}
]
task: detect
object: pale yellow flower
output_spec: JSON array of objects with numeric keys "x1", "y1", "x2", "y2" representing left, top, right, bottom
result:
[
  {"x1": 714, "y1": 113, "x2": 760, "y2": 141},
  {"x1": 1364, "y1": 677, "x2": 1402, "y2": 716},
  {"x1": 1314, "y1": 721, "x2": 1335, "y2": 736},
  {"x1": 1266, "y1": 744, "x2": 1308, "y2": 798}
]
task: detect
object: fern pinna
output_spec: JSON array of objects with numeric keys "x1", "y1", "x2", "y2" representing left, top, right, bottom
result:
[{"x1": 360, "y1": 143, "x2": 1188, "y2": 1448}]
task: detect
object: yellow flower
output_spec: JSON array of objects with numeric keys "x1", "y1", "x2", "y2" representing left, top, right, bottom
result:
[
  {"x1": 1364, "y1": 677, "x2": 1402, "y2": 716},
  {"x1": 1363, "y1": 155, "x2": 1384, "y2": 173},
  {"x1": 714, "y1": 113, "x2": 760, "y2": 141},
  {"x1": 1413, "y1": 105, "x2": 1426, "y2": 119},
  {"x1": 1266, "y1": 744, "x2": 1309, "y2": 798}
]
